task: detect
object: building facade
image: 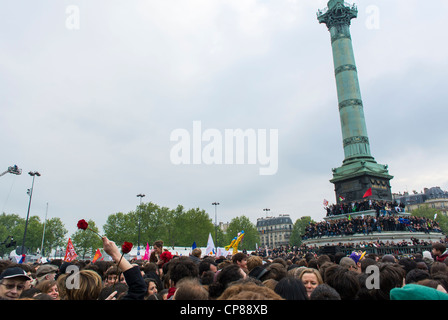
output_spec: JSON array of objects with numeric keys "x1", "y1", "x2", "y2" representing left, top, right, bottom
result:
[
  {"x1": 393, "y1": 187, "x2": 448, "y2": 216},
  {"x1": 256, "y1": 214, "x2": 293, "y2": 248}
]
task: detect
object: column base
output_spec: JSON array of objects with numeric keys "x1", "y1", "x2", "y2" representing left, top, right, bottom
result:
[{"x1": 330, "y1": 159, "x2": 393, "y2": 203}]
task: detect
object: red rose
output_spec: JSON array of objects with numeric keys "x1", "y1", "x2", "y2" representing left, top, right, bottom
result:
[
  {"x1": 121, "y1": 242, "x2": 133, "y2": 254},
  {"x1": 160, "y1": 250, "x2": 173, "y2": 262},
  {"x1": 77, "y1": 219, "x2": 88, "y2": 230}
]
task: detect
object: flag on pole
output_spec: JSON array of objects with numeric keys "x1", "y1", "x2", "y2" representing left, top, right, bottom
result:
[
  {"x1": 17, "y1": 254, "x2": 26, "y2": 264},
  {"x1": 205, "y1": 233, "x2": 215, "y2": 256},
  {"x1": 323, "y1": 199, "x2": 329, "y2": 207},
  {"x1": 64, "y1": 238, "x2": 78, "y2": 262},
  {"x1": 143, "y1": 243, "x2": 150, "y2": 260},
  {"x1": 92, "y1": 248, "x2": 102, "y2": 263},
  {"x1": 363, "y1": 187, "x2": 372, "y2": 198},
  {"x1": 339, "y1": 196, "x2": 345, "y2": 202}
]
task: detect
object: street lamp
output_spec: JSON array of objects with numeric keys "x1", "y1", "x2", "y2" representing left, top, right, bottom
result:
[
  {"x1": 212, "y1": 202, "x2": 220, "y2": 246},
  {"x1": 263, "y1": 208, "x2": 270, "y2": 218},
  {"x1": 136, "y1": 194, "x2": 145, "y2": 255},
  {"x1": 21, "y1": 171, "x2": 41, "y2": 255}
]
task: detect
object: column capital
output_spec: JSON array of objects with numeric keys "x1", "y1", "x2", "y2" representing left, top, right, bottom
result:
[{"x1": 317, "y1": 1, "x2": 358, "y2": 30}]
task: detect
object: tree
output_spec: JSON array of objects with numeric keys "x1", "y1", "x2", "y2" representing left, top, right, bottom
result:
[
  {"x1": 0, "y1": 213, "x2": 68, "y2": 256},
  {"x1": 410, "y1": 205, "x2": 448, "y2": 235},
  {"x1": 104, "y1": 211, "x2": 138, "y2": 245},
  {"x1": 290, "y1": 216, "x2": 313, "y2": 246},
  {"x1": 172, "y1": 207, "x2": 214, "y2": 248},
  {"x1": 71, "y1": 219, "x2": 102, "y2": 259},
  {"x1": 225, "y1": 216, "x2": 259, "y2": 251},
  {"x1": 41, "y1": 217, "x2": 67, "y2": 256}
]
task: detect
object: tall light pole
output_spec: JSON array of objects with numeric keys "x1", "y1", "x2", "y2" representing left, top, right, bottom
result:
[
  {"x1": 263, "y1": 208, "x2": 270, "y2": 218},
  {"x1": 21, "y1": 171, "x2": 41, "y2": 255},
  {"x1": 136, "y1": 194, "x2": 145, "y2": 256},
  {"x1": 40, "y1": 202, "x2": 49, "y2": 257},
  {"x1": 212, "y1": 202, "x2": 220, "y2": 247}
]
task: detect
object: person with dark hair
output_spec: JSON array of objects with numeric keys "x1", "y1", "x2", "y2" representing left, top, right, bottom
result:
[
  {"x1": 406, "y1": 268, "x2": 431, "y2": 284},
  {"x1": 309, "y1": 284, "x2": 341, "y2": 300},
  {"x1": 431, "y1": 272, "x2": 448, "y2": 292},
  {"x1": 316, "y1": 255, "x2": 331, "y2": 270},
  {"x1": 334, "y1": 252, "x2": 345, "y2": 265},
  {"x1": 324, "y1": 265, "x2": 360, "y2": 300},
  {"x1": 98, "y1": 283, "x2": 128, "y2": 300},
  {"x1": 144, "y1": 278, "x2": 159, "y2": 299},
  {"x1": 398, "y1": 257, "x2": 417, "y2": 275},
  {"x1": 432, "y1": 243, "x2": 448, "y2": 262},
  {"x1": 259, "y1": 263, "x2": 287, "y2": 282},
  {"x1": 198, "y1": 259, "x2": 217, "y2": 277},
  {"x1": 274, "y1": 276, "x2": 308, "y2": 300},
  {"x1": 101, "y1": 236, "x2": 147, "y2": 300},
  {"x1": 150, "y1": 240, "x2": 165, "y2": 271},
  {"x1": 144, "y1": 271, "x2": 163, "y2": 292},
  {"x1": 375, "y1": 263, "x2": 405, "y2": 300},
  {"x1": 232, "y1": 252, "x2": 248, "y2": 273},
  {"x1": 167, "y1": 256, "x2": 199, "y2": 299},
  {"x1": 417, "y1": 279, "x2": 445, "y2": 291},
  {"x1": 360, "y1": 258, "x2": 377, "y2": 273},
  {"x1": 208, "y1": 264, "x2": 246, "y2": 299},
  {"x1": 104, "y1": 266, "x2": 124, "y2": 287},
  {"x1": 430, "y1": 261, "x2": 448, "y2": 276},
  {"x1": 20, "y1": 287, "x2": 42, "y2": 299}
]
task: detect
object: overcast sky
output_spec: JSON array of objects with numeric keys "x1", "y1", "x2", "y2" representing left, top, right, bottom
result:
[{"x1": 1, "y1": 0, "x2": 447, "y2": 237}]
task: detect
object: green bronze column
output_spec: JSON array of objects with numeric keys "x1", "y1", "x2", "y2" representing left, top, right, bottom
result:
[
  {"x1": 318, "y1": 0, "x2": 373, "y2": 163},
  {"x1": 317, "y1": 0, "x2": 393, "y2": 203}
]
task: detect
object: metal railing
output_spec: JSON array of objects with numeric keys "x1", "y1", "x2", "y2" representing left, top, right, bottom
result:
[{"x1": 324, "y1": 245, "x2": 433, "y2": 256}]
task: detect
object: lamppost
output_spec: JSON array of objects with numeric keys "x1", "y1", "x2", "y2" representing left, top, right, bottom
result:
[
  {"x1": 136, "y1": 194, "x2": 145, "y2": 256},
  {"x1": 212, "y1": 202, "x2": 220, "y2": 246},
  {"x1": 21, "y1": 171, "x2": 41, "y2": 255}
]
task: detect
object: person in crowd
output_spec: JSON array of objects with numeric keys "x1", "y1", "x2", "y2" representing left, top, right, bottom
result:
[
  {"x1": 432, "y1": 243, "x2": 448, "y2": 262},
  {"x1": 391, "y1": 283, "x2": 448, "y2": 300},
  {"x1": 274, "y1": 276, "x2": 308, "y2": 300},
  {"x1": 189, "y1": 248, "x2": 202, "y2": 265},
  {"x1": 35, "y1": 279, "x2": 59, "y2": 300},
  {"x1": 232, "y1": 252, "x2": 248, "y2": 273},
  {"x1": 0, "y1": 267, "x2": 32, "y2": 300},
  {"x1": 35, "y1": 264, "x2": 58, "y2": 284},
  {"x1": 324, "y1": 264, "x2": 360, "y2": 300},
  {"x1": 144, "y1": 277, "x2": 159, "y2": 299},
  {"x1": 166, "y1": 256, "x2": 199, "y2": 299},
  {"x1": 208, "y1": 264, "x2": 246, "y2": 299},
  {"x1": 103, "y1": 266, "x2": 125, "y2": 286},
  {"x1": 172, "y1": 278, "x2": 209, "y2": 300},
  {"x1": 150, "y1": 240, "x2": 165, "y2": 271},
  {"x1": 98, "y1": 282, "x2": 128, "y2": 300},
  {"x1": 309, "y1": 283, "x2": 341, "y2": 300},
  {"x1": 218, "y1": 278, "x2": 283, "y2": 300},
  {"x1": 246, "y1": 255, "x2": 263, "y2": 273},
  {"x1": 298, "y1": 268, "x2": 323, "y2": 298}
]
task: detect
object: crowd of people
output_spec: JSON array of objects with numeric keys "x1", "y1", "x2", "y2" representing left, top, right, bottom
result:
[
  {"x1": 302, "y1": 215, "x2": 443, "y2": 240},
  {"x1": 325, "y1": 200, "x2": 406, "y2": 217},
  {"x1": 1, "y1": 236, "x2": 448, "y2": 301}
]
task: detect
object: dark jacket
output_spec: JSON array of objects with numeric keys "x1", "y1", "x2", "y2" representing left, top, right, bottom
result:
[
  {"x1": 436, "y1": 250, "x2": 448, "y2": 262},
  {"x1": 121, "y1": 266, "x2": 147, "y2": 300}
]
